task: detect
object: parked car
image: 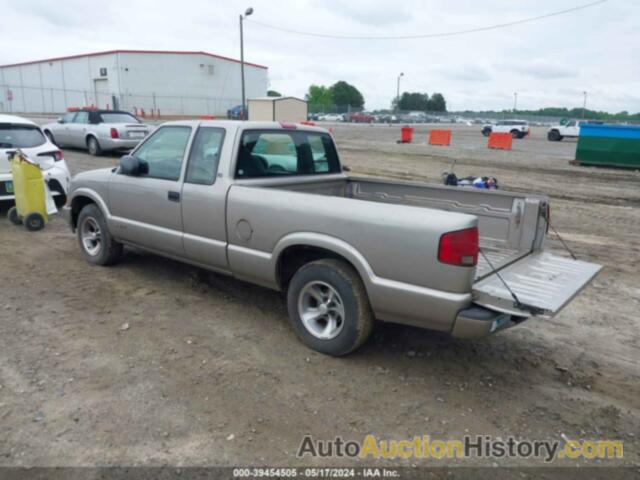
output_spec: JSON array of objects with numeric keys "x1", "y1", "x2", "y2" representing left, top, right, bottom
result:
[
  {"x1": 63, "y1": 120, "x2": 601, "y2": 356},
  {"x1": 345, "y1": 112, "x2": 374, "y2": 123},
  {"x1": 227, "y1": 105, "x2": 246, "y2": 120},
  {"x1": 321, "y1": 113, "x2": 343, "y2": 122},
  {"x1": 0, "y1": 114, "x2": 70, "y2": 206},
  {"x1": 482, "y1": 120, "x2": 530, "y2": 139},
  {"x1": 42, "y1": 109, "x2": 150, "y2": 156},
  {"x1": 547, "y1": 120, "x2": 604, "y2": 141}
]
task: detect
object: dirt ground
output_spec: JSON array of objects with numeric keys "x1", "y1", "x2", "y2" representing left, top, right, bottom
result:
[{"x1": 0, "y1": 123, "x2": 638, "y2": 472}]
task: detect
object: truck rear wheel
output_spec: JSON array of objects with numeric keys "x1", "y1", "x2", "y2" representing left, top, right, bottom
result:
[
  {"x1": 511, "y1": 129, "x2": 522, "y2": 139},
  {"x1": 77, "y1": 204, "x2": 123, "y2": 265},
  {"x1": 286, "y1": 258, "x2": 374, "y2": 356}
]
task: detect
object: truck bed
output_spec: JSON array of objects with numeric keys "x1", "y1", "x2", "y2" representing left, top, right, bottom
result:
[{"x1": 268, "y1": 176, "x2": 546, "y2": 280}]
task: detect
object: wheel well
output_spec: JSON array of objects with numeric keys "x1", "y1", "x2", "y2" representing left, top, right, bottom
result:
[
  {"x1": 86, "y1": 134, "x2": 98, "y2": 145},
  {"x1": 277, "y1": 245, "x2": 360, "y2": 290},
  {"x1": 70, "y1": 196, "x2": 95, "y2": 228}
]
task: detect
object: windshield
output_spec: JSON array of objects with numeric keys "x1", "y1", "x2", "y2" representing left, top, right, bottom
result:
[
  {"x1": 0, "y1": 124, "x2": 46, "y2": 148},
  {"x1": 99, "y1": 113, "x2": 140, "y2": 124}
]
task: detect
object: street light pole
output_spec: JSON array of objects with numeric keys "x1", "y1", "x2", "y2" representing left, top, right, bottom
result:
[
  {"x1": 513, "y1": 92, "x2": 518, "y2": 113},
  {"x1": 582, "y1": 91, "x2": 588, "y2": 119},
  {"x1": 239, "y1": 7, "x2": 253, "y2": 120},
  {"x1": 395, "y1": 72, "x2": 404, "y2": 113}
]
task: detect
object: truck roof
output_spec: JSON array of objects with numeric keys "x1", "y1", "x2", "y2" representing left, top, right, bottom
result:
[{"x1": 160, "y1": 120, "x2": 331, "y2": 134}]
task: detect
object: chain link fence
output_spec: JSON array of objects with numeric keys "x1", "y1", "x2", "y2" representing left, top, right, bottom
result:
[
  {"x1": 307, "y1": 105, "x2": 626, "y2": 126},
  {"x1": 0, "y1": 84, "x2": 241, "y2": 118}
]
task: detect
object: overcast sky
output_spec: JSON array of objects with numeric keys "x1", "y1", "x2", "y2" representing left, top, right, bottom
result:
[{"x1": 2, "y1": 0, "x2": 638, "y2": 112}]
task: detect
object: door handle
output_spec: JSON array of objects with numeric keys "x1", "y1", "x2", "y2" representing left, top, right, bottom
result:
[{"x1": 168, "y1": 191, "x2": 180, "y2": 202}]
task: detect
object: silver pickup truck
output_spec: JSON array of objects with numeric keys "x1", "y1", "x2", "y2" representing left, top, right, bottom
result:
[{"x1": 63, "y1": 121, "x2": 601, "y2": 356}]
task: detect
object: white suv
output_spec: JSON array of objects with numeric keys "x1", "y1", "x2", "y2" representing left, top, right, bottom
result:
[
  {"x1": 0, "y1": 114, "x2": 70, "y2": 206},
  {"x1": 482, "y1": 120, "x2": 530, "y2": 139},
  {"x1": 547, "y1": 120, "x2": 603, "y2": 141}
]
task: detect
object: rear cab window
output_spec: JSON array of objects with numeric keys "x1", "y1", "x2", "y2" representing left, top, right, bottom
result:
[
  {"x1": 235, "y1": 129, "x2": 340, "y2": 178},
  {"x1": 0, "y1": 123, "x2": 46, "y2": 148}
]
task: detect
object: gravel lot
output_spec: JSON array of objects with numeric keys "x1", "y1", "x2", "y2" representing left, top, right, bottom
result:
[{"x1": 1, "y1": 122, "x2": 638, "y2": 472}]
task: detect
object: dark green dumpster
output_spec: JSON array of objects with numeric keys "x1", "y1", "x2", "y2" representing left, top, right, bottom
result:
[{"x1": 576, "y1": 124, "x2": 640, "y2": 168}]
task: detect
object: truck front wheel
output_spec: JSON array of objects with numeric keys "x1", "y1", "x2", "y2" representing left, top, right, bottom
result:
[
  {"x1": 547, "y1": 130, "x2": 562, "y2": 141},
  {"x1": 286, "y1": 258, "x2": 375, "y2": 356},
  {"x1": 77, "y1": 204, "x2": 123, "y2": 265}
]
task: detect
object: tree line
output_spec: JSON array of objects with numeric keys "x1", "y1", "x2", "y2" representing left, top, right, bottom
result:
[{"x1": 304, "y1": 81, "x2": 447, "y2": 113}]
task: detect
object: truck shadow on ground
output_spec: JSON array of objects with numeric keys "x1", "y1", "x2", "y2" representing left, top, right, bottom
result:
[{"x1": 119, "y1": 247, "x2": 548, "y2": 374}]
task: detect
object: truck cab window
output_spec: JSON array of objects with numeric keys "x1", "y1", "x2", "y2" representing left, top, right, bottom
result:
[
  {"x1": 134, "y1": 126, "x2": 191, "y2": 181},
  {"x1": 236, "y1": 130, "x2": 340, "y2": 178}
]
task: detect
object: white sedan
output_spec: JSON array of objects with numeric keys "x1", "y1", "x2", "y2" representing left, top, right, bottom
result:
[{"x1": 0, "y1": 114, "x2": 71, "y2": 207}]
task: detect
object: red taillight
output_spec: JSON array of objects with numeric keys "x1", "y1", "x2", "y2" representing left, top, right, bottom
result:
[
  {"x1": 110, "y1": 128, "x2": 119, "y2": 139},
  {"x1": 438, "y1": 227, "x2": 479, "y2": 267},
  {"x1": 279, "y1": 122, "x2": 297, "y2": 129},
  {"x1": 37, "y1": 150, "x2": 64, "y2": 161}
]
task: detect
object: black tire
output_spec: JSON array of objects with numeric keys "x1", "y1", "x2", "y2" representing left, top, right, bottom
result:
[
  {"x1": 76, "y1": 203, "x2": 123, "y2": 265},
  {"x1": 482, "y1": 127, "x2": 491, "y2": 137},
  {"x1": 510, "y1": 129, "x2": 521, "y2": 139},
  {"x1": 286, "y1": 258, "x2": 375, "y2": 356},
  {"x1": 24, "y1": 213, "x2": 45, "y2": 231},
  {"x1": 44, "y1": 130, "x2": 57, "y2": 146},
  {"x1": 87, "y1": 136, "x2": 103, "y2": 156},
  {"x1": 547, "y1": 130, "x2": 562, "y2": 141},
  {"x1": 7, "y1": 206, "x2": 22, "y2": 225}
]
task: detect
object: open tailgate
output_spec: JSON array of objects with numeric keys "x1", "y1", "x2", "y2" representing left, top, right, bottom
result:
[{"x1": 473, "y1": 252, "x2": 601, "y2": 318}]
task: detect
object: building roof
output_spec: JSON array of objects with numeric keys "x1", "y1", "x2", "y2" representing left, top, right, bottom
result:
[{"x1": 0, "y1": 49, "x2": 268, "y2": 70}]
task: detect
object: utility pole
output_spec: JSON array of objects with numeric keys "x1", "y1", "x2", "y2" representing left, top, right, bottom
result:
[
  {"x1": 582, "y1": 91, "x2": 588, "y2": 119},
  {"x1": 395, "y1": 72, "x2": 404, "y2": 113},
  {"x1": 239, "y1": 7, "x2": 254, "y2": 120},
  {"x1": 513, "y1": 92, "x2": 518, "y2": 113}
]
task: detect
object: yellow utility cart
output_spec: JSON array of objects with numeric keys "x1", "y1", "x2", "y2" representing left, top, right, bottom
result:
[{"x1": 7, "y1": 151, "x2": 52, "y2": 231}]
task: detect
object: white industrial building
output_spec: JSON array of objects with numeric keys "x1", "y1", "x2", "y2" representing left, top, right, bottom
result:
[{"x1": 0, "y1": 50, "x2": 268, "y2": 116}]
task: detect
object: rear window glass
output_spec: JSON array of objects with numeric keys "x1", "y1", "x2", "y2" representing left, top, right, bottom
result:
[
  {"x1": 236, "y1": 130, "x2": 340, "y2": 178},
  {"x1": 0, "y1": 124, "x2": 46, "y2": 148},
  {"x1": 99, "y1": 113, "x2": 140, "y2": 124}
]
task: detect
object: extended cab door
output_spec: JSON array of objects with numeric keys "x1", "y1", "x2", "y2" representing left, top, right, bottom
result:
[
  {"x1": 180, "y1": 126, "x2": 230, "y2": 271},
  {"x1": 108, "y1": 125, "x2": 192, "y2": 256}
]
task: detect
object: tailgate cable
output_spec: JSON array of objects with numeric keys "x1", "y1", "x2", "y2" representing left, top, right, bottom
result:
[
  {"x1": 478, "y1": 248, "x2": 544, "y2": 316},
  {"x1": 548, "y1": 224, "x2": 577, "y2": 260}
]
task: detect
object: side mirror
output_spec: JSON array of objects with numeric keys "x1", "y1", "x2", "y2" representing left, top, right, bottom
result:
[
  {"x1": 342, "y1": 165, "x2": 351, "y2": 172},
  {"x1": 57, "y1": 117, "x2": 63, "y2": 124},
  {"x1": 119, "y1": 155, "x2": 146, "y2": 176}
]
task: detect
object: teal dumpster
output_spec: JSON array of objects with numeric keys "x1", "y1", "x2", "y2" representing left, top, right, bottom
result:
[{"x1": 576, "y1": 124, "x2": 640, "y2": 168}]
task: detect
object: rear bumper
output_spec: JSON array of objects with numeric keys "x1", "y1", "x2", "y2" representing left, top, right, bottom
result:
[{"x1": 451, "y1": 304, "x2": 523, "y2": 339}]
